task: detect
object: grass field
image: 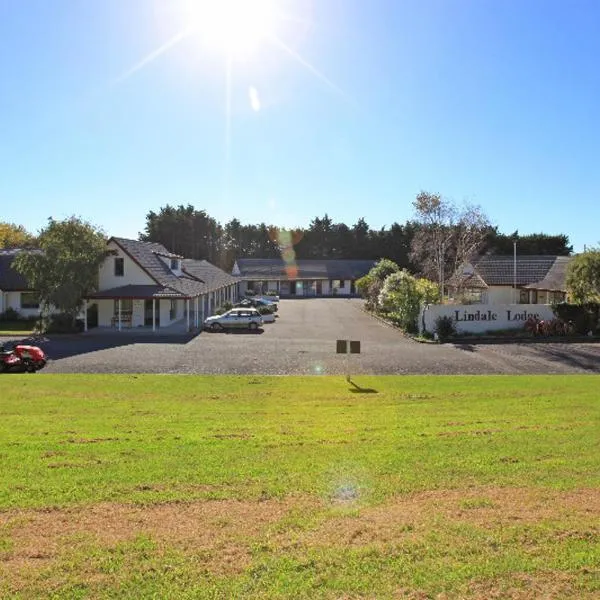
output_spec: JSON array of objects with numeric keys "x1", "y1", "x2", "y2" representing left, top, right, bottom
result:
[
  {"x1": 0, "y1": 321, "x2": 36, "y2": 336},
  {"x1": 1, "y1": 375, "x2": 599, "y2": 599}
]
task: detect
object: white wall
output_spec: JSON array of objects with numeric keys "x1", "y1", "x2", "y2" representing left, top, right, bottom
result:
[
  {"x1": 2, "y1": 291, "x2": 57, "y2": 318},
  {"x1": 488, "y1": 286, "x2": 518, "y2": 304},
  {"x1": 99, "y1": 241, "x2": 155, "y2": 290},
  {"x1": 420, "y1": 303, "x2": 556, "y2": 335}
]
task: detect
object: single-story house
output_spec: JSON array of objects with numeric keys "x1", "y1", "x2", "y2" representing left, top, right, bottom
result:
[
  {"x1": 0, "y1": 249, "x2": 47, "y2": 318},
  {"x1": 447, "y1": 255, "x2": 571, "y2": 305},
  {"x1": 232, "y1": 258, "x2": 375, "y2": 297},
  {"x1": 85, "y1": 238, "x2": 240, "y2": 331}
]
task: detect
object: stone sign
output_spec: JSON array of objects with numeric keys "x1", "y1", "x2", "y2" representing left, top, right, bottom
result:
[{"x1": 419, "y1": 304, "x2": 556, "y2": 335}]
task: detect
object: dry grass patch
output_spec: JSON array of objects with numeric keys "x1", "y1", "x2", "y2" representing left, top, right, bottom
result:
[
  {"x1": 283, "y1": 487, "x2": 600, "y2": 549},
  {"x1": 0, "y1": 496, "x2": 316, "y2": 580}
]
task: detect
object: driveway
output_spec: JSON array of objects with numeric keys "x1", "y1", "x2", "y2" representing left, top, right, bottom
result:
[{"x1": 5, "y1": 299, "x2": 600, "y2": 375}]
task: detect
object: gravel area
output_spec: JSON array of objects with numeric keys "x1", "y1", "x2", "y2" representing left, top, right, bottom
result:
[{"x1": 4, "y1": 299, "x2": 600, "y2": 375}]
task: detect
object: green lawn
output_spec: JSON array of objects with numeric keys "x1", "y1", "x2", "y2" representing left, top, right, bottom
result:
[
  {"x1": 1, "y1": 375, "x2": 599, "y2": 598},
  {"x1": 0, "y1": 320, "x2": 36, "y2": 336}
]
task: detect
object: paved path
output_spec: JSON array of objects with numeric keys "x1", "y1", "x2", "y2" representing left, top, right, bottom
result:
[{"x1": 4, "y1": 299, "x2": 600, "y2": 375}]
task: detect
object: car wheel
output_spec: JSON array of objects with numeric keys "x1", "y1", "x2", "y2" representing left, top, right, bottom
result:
[
  {"x1": 248, "y1": 322, "x2": 258, "y2": 331},
  {"x1": 210, "y1": 323, "x2": 222, "y2": 332}
]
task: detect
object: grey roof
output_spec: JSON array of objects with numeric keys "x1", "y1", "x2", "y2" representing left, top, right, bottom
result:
[
  {"x1": 234, "y1": 259, "x2": 376, "y2": 280},
  {"x1": 110, "y1": 238, "x2": 236, "y2": 297},
  {"x1": 0, "y1": 249, "x2": 33, "y2": 290},
  {"x1": 182, "y1": 259, "x2": 239, "y2": 290},
  {"x1": 448, "y1": 255, "x2": 571, "y2": 289},
  {"x1": 111, "y1": 238, "x2": 207, "y2": 297},
  {"x1": 524, "y1": 256, "x2": 572, "y2": 291},
  {"x1": 88, "y1": 285, "x2": 187, "y2": 299}
]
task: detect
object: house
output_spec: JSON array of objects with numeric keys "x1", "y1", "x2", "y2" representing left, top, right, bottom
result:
[
  {"x1": 447, "y1": 255, "x2": 572, "y2": 305},
  {"x1": 0, "y1": 249, "x2": 43, "y2": 317},
  {"x1": 85, "y1": 238, "x2": 239, "y2": 331},
  {"x1": 232, "y1": 258, "x2": 375, "y2": 297}
]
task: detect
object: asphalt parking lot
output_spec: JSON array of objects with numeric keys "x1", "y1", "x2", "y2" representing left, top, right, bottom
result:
[{"x1": 4, "y1": 299, "x2": 600, "y2": 375}]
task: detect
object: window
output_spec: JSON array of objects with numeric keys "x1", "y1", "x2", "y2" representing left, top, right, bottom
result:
[
  {"x1": 170, "y1": 299, "x2": 177, "y2": 320},
  {"x1": 339, "y1": 280, "x2": 345, "y2": 288},
  {"x1": 20, "y1": 292, "x2": 39, "y2": 309},
  {"x1": 113, "y1": 299, "x2": 133, "y2": 314},
  {"x1": 114, "y1": 257, "x2": 124, "y2": 277},
  {"x1": 170, "y1": 258, "x2": 179, "y2": 270}
]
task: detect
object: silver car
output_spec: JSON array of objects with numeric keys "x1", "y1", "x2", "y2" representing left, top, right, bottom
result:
[{"x1": 204, "y1": 308, "x2": 263, "y2": 331}]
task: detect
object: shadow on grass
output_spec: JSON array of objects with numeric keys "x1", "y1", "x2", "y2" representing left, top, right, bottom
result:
[{"x1": 347, "y1": 379, "x2": 378, "y2": 394}]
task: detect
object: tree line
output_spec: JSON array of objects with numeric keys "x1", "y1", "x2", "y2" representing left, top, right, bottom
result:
[
  {"x1": 138, "y1": 198, "x2": 573, "y2": 276},
  {"x1": 1, "y1": 192, "x2": 574, "y2": 280}
]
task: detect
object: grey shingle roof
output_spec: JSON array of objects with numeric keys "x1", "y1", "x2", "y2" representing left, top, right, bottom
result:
[
  {"x1": 88, "y1": 285, "x2": 186, "y2": 299},
  {"x1": 524, "y1": 256, "x2": 572, "y2": 291},
  {"x1": 111, "y1": 238, "x2": 207, "y2": 297},
  {"x1": 0, "y1": 250, "x2": 33, "y2": 290},
  {"x1": 234, "y1": 259, "x2": 376, "y2": 280},
  {"x1": 449, "y1": 255, "x2": 571, "y2": 289},
  {"x1": 182, "y1": 259, "x2": 239, "y2": 290},
  {"x1": 110, "y1": 238, "x2": 236, "y2": 297}
]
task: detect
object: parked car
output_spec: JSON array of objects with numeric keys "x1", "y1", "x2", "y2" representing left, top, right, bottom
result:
[
  {"x1": 243, "y1": 297, "x2": 278, "y2": 312},
  {"x1": 204, "y1": 308, "x2": 263, "y2": 331}
]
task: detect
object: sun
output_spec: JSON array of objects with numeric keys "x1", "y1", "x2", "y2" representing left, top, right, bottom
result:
[{"x1": 183, "y1": 0, "x2": 277, "y2": 57}]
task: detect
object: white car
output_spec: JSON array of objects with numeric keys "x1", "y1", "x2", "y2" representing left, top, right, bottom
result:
[{"x1": 204, "y1": 308, "x2": 263, "y2": 331}]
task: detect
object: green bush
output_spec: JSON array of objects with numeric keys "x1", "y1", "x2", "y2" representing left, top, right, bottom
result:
[
  {"x1": 39, "y1": 313, "x2": 84, "y2": 334},
  {"x1": 256, "y1": 305, "x2": 274, "y2": 315},
  {"x1": 553, "y1": 302, "x2": 599, "y2": 335},
  {"x1": 434, "y1": 315, "x2": 456, "y2": 342},
  {"x1": 0, "y1": 307, "x2": 20, "y2": 322},
  {"x1": 222, "y1": 301, "x2": 233, "y2": 311}
]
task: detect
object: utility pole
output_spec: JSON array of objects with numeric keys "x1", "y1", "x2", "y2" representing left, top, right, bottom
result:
[{"x1": 513, "y1": 241, "x2": 517, "y2": 303}]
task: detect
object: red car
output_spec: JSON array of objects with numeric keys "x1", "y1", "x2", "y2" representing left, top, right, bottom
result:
[{"x1": 0, "y1": 342, "x2": 47, "y2": 373}]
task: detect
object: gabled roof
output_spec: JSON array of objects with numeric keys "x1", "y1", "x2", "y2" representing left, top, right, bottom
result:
[
  {"x1": 234, "y1": 258, "x2": 376, "y2": 280},
  {"x1": 108, "y1": 238, "x2": 236, "y2": 297},
  {"x1": 182, "y1": 259, "x2": 239, "y2": 290},
  {"x1": 0, "y1": 249, "x2": 35, "y2": 291},
  {"x1": 523, "y1": 256, "x2": 572, "y2": 291},
  {"x1": 88, "y1": 285, "x2": 187, "y2": 300},
  {"x1": 448, "y1": 255, "x2": 572, "y2": 290},
  {"x1": 110, "y1": 237, "x2": 206, "y2": 297}
]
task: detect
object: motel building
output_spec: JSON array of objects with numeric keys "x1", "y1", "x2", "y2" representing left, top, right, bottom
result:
[
  {"x1": 84, "y1": 238, "x2": 239, "y2": 332},
  {"x1": 232, "y1": 258, "x2": 375, "y2": 297},
  {"x1": 446, "y1": 255, "x2": 571, "y2": 305},
  {"x1": 421, "y1": 255, "x2": 572, "y2": 336}
]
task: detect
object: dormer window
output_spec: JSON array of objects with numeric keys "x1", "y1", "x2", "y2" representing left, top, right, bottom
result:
[{"x1": 170, "y1": 258, "x2": 180, "y2": 270}]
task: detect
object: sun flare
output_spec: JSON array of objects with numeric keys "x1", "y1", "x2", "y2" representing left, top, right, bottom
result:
[{"x1": 183, "y1": 0, "x2": 277, "y2": 57}]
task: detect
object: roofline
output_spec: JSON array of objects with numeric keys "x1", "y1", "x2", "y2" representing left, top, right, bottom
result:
[
  {"x1": 108, "y1": 237, "x2": 162, "y2": 286},
  {"x1": 87, "y1": 294, "x2": 194, "y2": 300}
]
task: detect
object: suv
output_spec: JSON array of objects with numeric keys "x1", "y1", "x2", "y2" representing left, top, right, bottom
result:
[{"x1": 204, "y1": 308, "x2": 263, "y2": 331}]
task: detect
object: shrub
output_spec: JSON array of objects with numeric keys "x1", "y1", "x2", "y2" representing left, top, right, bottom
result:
[
  {"x1": 265, "y1": 291, "x2": 278, "y2": 296},
  {"x1": 434, "y1": 315, "x2": 456, "y2": 342},
  {"x1": 378, "y1": 270, "x2": 422, "y2": 331},
  {"x1": 256, "y1": 305, "x2": 274, "y2": 315},
  {"x1": 0, "y1": 307, "x2": 20, "y2": 322},
  {"x1": 222, "y1": 301, "x2": 233, "y2": 311},
  {"x1": 553, "y1": 302, "x2": 599, "y2": 335},
  {"x1": 524, "y1": 315, "x2": 575, "y2": 337},
  {"x1": 39, "y1": 313, "x2": 84, "y2": 334},
  {"x1": 245, "y1": 289, "x2": 257, "y2": 296}
]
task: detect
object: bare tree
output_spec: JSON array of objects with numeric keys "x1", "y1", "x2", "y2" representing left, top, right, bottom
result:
[{"x1": 409, "y1": 192, "x2": 489, "y2": 299}]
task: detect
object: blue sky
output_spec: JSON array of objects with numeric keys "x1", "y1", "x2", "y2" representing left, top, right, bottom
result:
[{"x1": 1, "y1": 0, "x2": 598, "y2": 251}]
